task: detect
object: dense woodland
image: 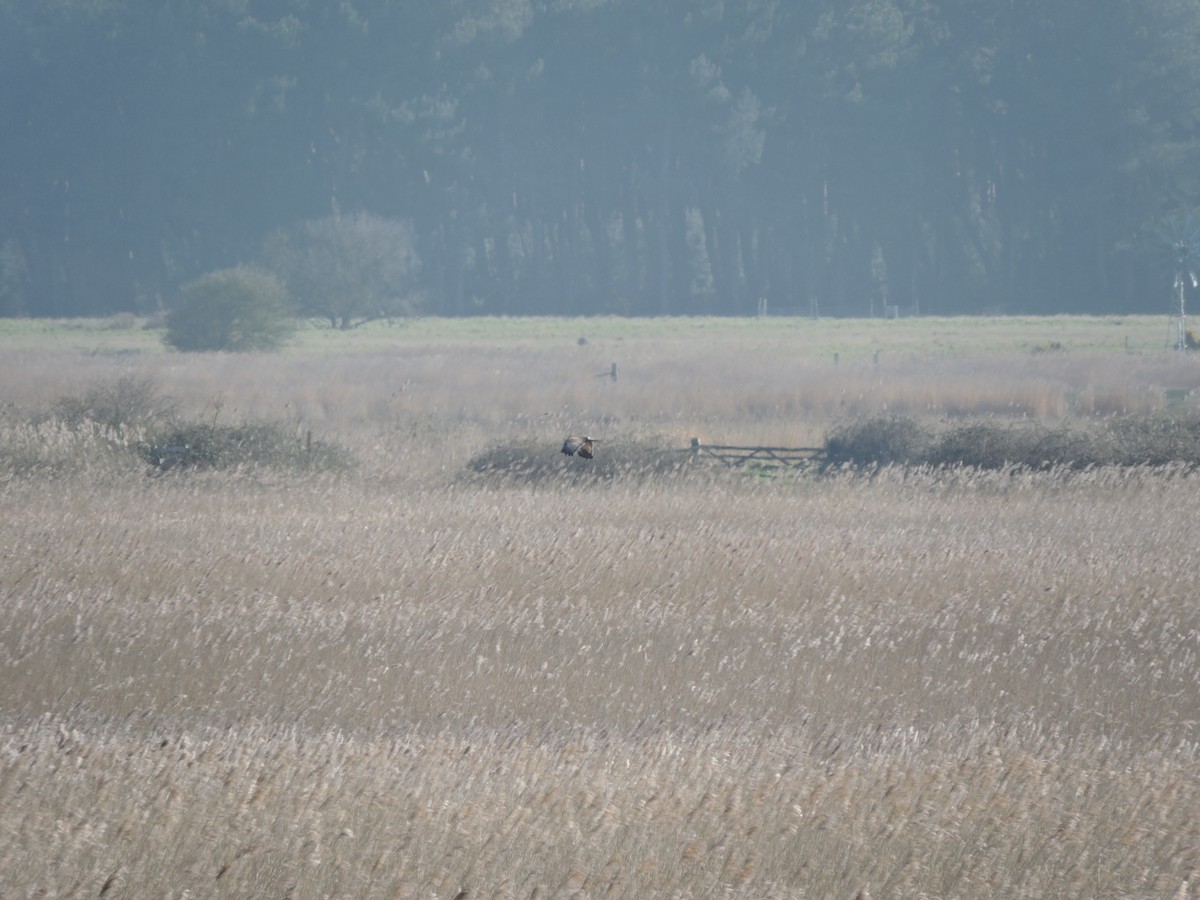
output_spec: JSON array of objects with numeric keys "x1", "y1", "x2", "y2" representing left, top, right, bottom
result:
[{"x1": 4, "y1": 0, "x2": 1200, "y2": 319}]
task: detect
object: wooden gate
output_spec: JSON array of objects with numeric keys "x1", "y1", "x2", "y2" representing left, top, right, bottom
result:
[{"x1": 688, "y1": 438, "x2": 824, "y2": 470}]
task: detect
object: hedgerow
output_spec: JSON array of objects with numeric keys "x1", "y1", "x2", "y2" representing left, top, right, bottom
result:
[{"x1": 824, "y1": 413, "x2": 1200, "y2": 470}]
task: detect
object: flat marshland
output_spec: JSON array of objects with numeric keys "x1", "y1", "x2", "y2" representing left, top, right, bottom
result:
[{"x1": 1, "y1": 316, "x2": 1198, "y2": 897}]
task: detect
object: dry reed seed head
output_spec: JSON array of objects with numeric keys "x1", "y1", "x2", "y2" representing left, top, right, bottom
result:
[{"x1": 3, "y1": 330, "x2": 1200, "y2": 897}]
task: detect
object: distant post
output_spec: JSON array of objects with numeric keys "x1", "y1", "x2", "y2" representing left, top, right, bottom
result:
[{"x1": 1157, "y1": 211, "x2": 1200, "y2": 351}]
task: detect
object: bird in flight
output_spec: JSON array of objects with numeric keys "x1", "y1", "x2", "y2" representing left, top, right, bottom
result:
[{"x1": 561, "y1": 435, "x2": 601, "y2": 459}]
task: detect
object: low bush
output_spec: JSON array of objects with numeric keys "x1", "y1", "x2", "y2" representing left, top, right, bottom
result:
[
  {"x1": 1103, "y1": 412, "x2": 1200, "y2": 466},
  {"x1": 166, "y1": 266, "x2": 294, "y2": 352},
  {"x1": 922, "y1": 423, "x2": 1017, "y2": 469},
  {"x1": 39, "y1": 376, "x2": 351, "y2": 475},
  {"x1": 139, "y1": 421, "x2": 352, "y2": 473},
  {"x1": 825, "y1": 413, "x2": 1200, "y2": 471},
  {"x1": 463, "y1": 438, "x2": 694, "y2": 485},
  {"x1": 823, "y1": 416, "x2": 930, "y2": 469}
]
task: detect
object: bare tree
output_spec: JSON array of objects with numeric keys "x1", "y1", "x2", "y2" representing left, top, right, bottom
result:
[{"x1": 264, "y1": 211, "x2": 423, "y2": 329}]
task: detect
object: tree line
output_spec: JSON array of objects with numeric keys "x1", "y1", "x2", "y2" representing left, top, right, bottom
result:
[{"x1": 2, "y1": 0, "x2": 1199, "y2": 321}]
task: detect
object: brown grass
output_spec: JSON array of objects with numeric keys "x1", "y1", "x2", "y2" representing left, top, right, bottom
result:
[
  {"x1": 1, "y1": 319, "x2": 1199, "y2": 896},
  {"x1": 3, "y1": 317, "x2": 1199, "y2": 445}
]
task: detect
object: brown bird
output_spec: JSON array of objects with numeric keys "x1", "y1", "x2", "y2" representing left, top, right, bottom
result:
[{"x1": 561, "y1": 435, "x2": 601, "y2": 459}]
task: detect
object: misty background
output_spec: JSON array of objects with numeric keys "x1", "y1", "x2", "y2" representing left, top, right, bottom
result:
[{"x1": 3, "y1": 0, "x2": 1199, "y2": 320}]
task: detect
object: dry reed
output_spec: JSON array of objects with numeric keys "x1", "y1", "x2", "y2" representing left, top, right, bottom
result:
[{"x1": 1, "y1": 321, "x2": 1198, "y2": 896}]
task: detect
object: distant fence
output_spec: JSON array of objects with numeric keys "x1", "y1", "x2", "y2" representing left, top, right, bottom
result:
[{"x1": 688, "y1": 438, "x2": 825, "y2": 470}]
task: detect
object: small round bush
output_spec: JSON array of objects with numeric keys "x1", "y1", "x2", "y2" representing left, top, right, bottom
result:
[
  {"x1": 166, "y1": 266, "x2": 295, "y2": 352},
  {"x1": 823, "y1": 416, "x2": 929, "y2": 469}
]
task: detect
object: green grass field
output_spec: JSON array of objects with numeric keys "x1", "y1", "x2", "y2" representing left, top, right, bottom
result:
[
  {"x1": 1, "y1": 315, "x2": 1198, "y2": 897},
  {"x1": 0, "y1": 311, "x2": 1177, "y2": 356}
]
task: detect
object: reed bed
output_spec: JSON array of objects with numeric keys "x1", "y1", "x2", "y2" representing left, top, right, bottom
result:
[
  {"x1": 2, "y1": 464, "x2": 1198, "y2": 897},
  {"x1": 1, "y1": 322, "x2": 1199, "y2": 896},
  {"x1": 3, "y1": 322, "x2": 1199, "y2": 445}
]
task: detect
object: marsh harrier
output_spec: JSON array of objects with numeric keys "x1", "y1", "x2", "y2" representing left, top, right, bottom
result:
[{"x1": 561, "y1": 435, "x2": 601, "y2": 459}]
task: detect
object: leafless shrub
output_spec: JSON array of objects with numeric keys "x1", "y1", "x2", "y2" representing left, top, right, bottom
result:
[
  {"x1": 463, "y1": 438, "x2": 694, "y2": 486},
  {"x1": 138, "y1": 421, "x2": 353, "y2": 473},
  {"x1": 54, "y1": 374, "x2": 176, "y2": 430},
  {"x1": 1104, "y1": 411, "x2": 1200, "y2": 465},
  {"x1": 827, "y1": 413, "x2": 1200, "y2": 471},
  {"x1": 824, "y1": 415, "x2": 929, "y2": 468}
]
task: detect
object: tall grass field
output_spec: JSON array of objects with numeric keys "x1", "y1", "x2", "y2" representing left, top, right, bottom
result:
[{"x1": 1, "y1": 315, "x2": 1198, "y2": 897}]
